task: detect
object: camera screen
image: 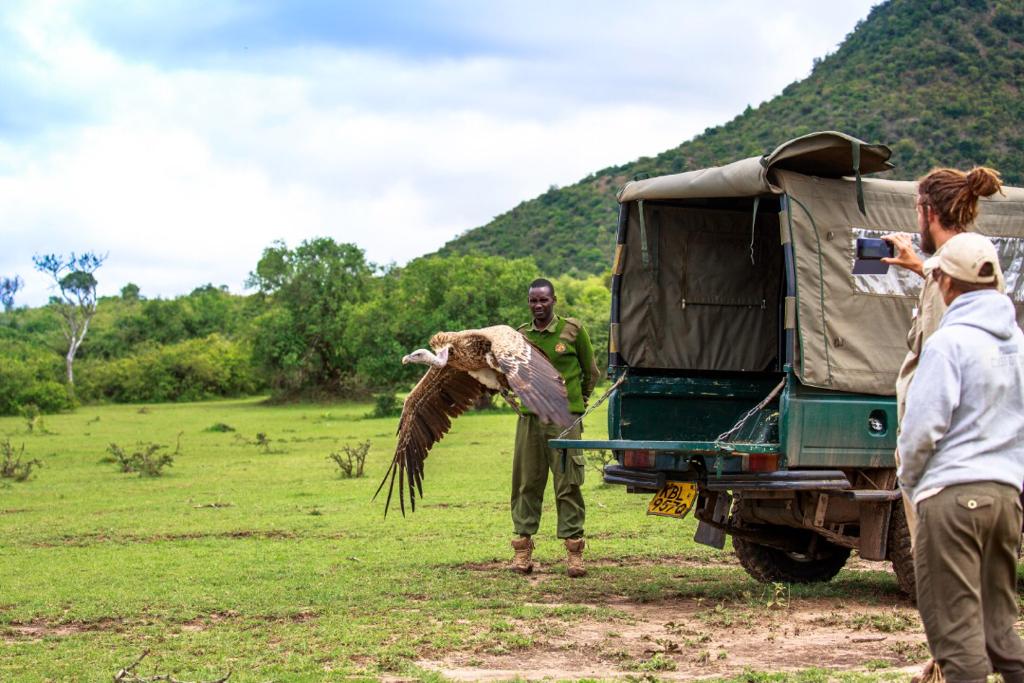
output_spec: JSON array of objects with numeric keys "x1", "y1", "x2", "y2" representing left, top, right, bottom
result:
[{"x1": 856, "y1": 238, "x2": 894, "y2": 260}]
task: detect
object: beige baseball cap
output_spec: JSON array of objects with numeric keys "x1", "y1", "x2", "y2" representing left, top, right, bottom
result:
[{"x1": 934, "y1": 232, "x2": 1001, "y2": 284}]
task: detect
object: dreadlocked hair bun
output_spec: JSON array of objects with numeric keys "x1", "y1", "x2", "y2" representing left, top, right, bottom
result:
[
  {"x1": 965, "y1": 166, "x2": 1002, "y2": 199},
  {"x1": 919, "y1": 166, "x2": 1004, "y2": 229}
]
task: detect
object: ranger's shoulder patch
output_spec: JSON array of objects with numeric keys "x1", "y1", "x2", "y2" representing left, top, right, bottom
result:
[{"x1": 559, "y1": 317, "x2": 581, "y2": 342}]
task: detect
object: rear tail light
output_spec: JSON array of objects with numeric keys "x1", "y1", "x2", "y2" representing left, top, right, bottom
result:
[
  {"x1": 624, "y1": 449, "x2": 655, "y2": 469},
  {"x1": 743, "y1": 453, "x2": 779, "y2": 472}
]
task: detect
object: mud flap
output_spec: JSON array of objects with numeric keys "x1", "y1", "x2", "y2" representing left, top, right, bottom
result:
[
  {"x1": 694, "y1": 491, "x2": 732, "y2": 549},
  {"x1": 858, "y1": 501, "x2": 892, "y2": 560}
]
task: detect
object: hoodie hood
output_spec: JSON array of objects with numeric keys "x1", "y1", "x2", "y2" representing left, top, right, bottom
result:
[{"x1": 941, "y1": 289, "x2": 1019, "y2": 340}]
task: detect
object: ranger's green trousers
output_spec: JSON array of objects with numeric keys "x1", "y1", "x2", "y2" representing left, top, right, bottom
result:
[
  {"x1": 511, "y1": 414, "x2": 585, "y2": 539},
  {"x1": 915, "y1": 482, "x2": 1024, "y2": 683}
]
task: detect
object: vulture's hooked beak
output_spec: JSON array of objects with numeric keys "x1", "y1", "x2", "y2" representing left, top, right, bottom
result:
[{"x1": 402, "y1": 349, "x2": 434, "y2": 366}]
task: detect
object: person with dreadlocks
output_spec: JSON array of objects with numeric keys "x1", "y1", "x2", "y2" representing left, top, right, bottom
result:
[{"x1": 883, "y1": 166, "x2": 1005, "y2": 546}]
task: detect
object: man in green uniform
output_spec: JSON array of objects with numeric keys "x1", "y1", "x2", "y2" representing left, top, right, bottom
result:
[{"x1": 510, "y1": 278, "x2": 600, "y2": 577}]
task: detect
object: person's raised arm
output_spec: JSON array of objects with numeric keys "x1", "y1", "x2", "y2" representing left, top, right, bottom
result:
[{"x1": 882, "y1": 233, "x2": 925, "y2": 277}]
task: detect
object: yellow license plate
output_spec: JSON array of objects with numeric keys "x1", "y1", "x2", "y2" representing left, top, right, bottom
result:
[{"x1": 647, "y1": 481, "x2": 699, "y2": 519}]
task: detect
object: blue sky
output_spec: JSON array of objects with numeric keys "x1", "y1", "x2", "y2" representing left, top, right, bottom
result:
[{"x1": 1, "y1": 0, "x2": 878, "y2": 306}]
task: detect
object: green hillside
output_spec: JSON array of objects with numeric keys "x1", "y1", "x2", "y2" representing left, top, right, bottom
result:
[{"x1": 438, "y1": 0, "x2": 1024, "y2": 276}]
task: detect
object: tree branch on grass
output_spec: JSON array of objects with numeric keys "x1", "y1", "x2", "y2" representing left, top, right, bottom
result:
[{"x1": 113, "y1": 649, "x2": 231, "y2": 683}]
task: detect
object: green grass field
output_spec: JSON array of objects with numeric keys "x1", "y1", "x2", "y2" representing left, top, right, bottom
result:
[{"x1": 1, "y1": 399, "x2": 924, "y2": 681}]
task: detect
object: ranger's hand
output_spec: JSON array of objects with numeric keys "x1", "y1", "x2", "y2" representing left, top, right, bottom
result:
[{"x1": 881, "y1": 233, "x2": 924, "y2": 277}]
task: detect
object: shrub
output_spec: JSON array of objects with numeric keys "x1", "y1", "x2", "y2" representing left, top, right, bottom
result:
[
  {"x1": 235, "y1": 432, "x2": 285, "y2": 454},
  {"x1": 0, "y1": 337, "x2": 73, "y2": 416},
  {"x1": 1, "y1": 440, "x2": 42, "y2": 482},
  {"x1": 106, "y1": 442, "x2": 174, "y2": 477},
  {"x1": 328, "y1": 440, "x2": 370, "y2": 478},
  {"x1": 76, "y1": 334, "x2": 259, "y2": 404},
  {"x1": 368, "y1": 393, "x2": 402, "y2": 418},
  {"x1": 205, "y1": 422, "x2": 236, "y2": 432},
  {"x1": 585, "y1": 449, "x2": 615, "y2": 480},
  {"x1": 255, "y1": 432, "x2": 271, "y2": 452},
  {"x1": 21, "y1": 404, "x2": 43, "y2": 433}
]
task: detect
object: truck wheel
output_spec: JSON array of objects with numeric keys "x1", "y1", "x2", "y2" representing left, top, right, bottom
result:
[
  {"x1": 887, "y1": 503, "x2": 916, "y2": 596},
  {"x1": 733, "y1": 534, "x2": 850, "y2": 583}
]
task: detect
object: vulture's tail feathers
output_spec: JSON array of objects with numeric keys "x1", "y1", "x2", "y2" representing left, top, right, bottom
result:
[
  {"x1": 374, "y1": 459, "x2": 400, "y2": 518},
  {"x1": 399, "y1": 460, "x2": 407, "y2": 517}
]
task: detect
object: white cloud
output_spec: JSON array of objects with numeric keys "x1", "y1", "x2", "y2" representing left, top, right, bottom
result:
[{"x1": 0, "y1": 0, "x2": 878, "y2": 306}]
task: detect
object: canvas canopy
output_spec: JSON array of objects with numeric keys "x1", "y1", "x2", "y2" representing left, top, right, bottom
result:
[
  {"x1": 615, "y1": 131, "x2": 1024, "y2": 396},
  {"x1": 618, "y1": 131, "x2": 894, "y2": 203}
]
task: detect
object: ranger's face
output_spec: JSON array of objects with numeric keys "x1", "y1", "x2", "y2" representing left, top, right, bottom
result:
[{"x1": 528, "y1": 286, "x2": 555, "y2": 325}]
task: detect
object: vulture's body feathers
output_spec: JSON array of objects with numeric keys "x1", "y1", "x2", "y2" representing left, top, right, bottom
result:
[{"x1": 376, "y1": 325, "x2": 572, "y2": 515}]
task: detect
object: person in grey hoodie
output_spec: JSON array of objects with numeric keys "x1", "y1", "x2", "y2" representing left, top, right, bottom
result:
[{"x1": 899, "y1": 232, "x2": 1024, "y2": 683}]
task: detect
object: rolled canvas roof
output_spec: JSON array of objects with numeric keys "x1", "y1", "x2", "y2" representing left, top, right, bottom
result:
[
  {"x1": 614, "y1": 130, "x2": 1024, "y2": 396},
  {"x1": 618, "y1": 131, "x2": 895, "y2": 202}
]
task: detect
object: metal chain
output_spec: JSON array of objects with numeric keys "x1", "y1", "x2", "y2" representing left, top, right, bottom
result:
[
  {"x1": 556, "y1": 372, "x2": 628, "y2": 439},
  {"x1": 714, "y1": 377, "x2": 787, "y2": 449}
]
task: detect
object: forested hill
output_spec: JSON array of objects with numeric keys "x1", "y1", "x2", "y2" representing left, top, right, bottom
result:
[{"x1": 437, "y1": 0, "x2": 1024, "y2": 276}]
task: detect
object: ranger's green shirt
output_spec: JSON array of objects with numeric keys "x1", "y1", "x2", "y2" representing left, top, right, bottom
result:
[{"x1": 519, "y1": 315, "x2": 600, "y2": 414}]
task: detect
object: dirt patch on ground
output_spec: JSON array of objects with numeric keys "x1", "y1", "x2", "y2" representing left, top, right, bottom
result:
[
  {"x1": 29, "y1": 529, "x2": 301, "y2": 547},
  {"x1": 2, "y1": 617, "x2": 124, "y2": 641},
  {"x1": 418, "y1": 593, "x2": 928, "y2": 681},
  {"x1": 457, "y1": 554, "x2": 740, "y2": 574},
  {"x1": 2, "y1": 609, "x2": 319, "y2": 642}
]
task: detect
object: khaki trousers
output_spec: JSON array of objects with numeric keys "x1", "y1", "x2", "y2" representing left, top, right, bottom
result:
[
  {"x1": 510, "y1": 415, "x2": 585, "y2": 539},
  {"x1": 915, "y1": 482, "x2": 1024, "y2": 682}
]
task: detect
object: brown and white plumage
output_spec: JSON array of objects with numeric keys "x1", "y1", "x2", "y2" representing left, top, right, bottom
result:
[{"x1": 375, "y1": 325, "x2": 572, "y2": 516}]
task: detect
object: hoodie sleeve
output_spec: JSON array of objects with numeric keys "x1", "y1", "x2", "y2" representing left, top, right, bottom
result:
[{"x1": 897, "y1": 340, "x2": 961, "y2": 491}]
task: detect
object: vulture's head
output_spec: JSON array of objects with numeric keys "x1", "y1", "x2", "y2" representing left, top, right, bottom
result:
[{"x1": 402, "y1": 346, "x2": 449, "y2": 368}]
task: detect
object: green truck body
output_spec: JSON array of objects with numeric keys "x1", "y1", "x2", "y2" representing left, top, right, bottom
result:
[{"x1": 551, "y1": 132, "x2": 1024, "y2": 591}]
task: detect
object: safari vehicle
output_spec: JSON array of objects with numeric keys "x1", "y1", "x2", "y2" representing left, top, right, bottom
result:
[{"x1": 551, "y1": 131, "x2": 1024, "y2": 593}]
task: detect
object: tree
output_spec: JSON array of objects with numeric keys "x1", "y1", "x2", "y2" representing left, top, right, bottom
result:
[
  {"x1": 32, "y1": 252, "x2": 107, "y2": 391},
  {"x1": 120, "y1": 283, "x2": 141, "y2": 301},
  {"x1": 0, "y1": 275, "x2": 22, "y2": 312},
  {"x1": 345, "y1": 254, "x2": 539, "y2": 389},
  {"x1": 248, "y1": 238, "x2": 376, "y2": 395}
]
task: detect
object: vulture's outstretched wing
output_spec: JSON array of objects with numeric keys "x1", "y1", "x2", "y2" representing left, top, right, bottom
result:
[
  {"x1": 484, "y1": 326, "x2": 573, "y2": 428},
  {"x1": 374, "y1": 365, "x2": 488, "y2": 516}
]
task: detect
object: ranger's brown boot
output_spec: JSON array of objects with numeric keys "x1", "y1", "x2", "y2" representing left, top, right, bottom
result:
[
  {"x1": 910, "y1": 660, "x2": 945, "y2": 683},
  {"x1": 510, "y1": 535, "x2": 534, "y2": 574},
  {"x1": 564, "y1": 537, "x2": 586, "y2": 577}
]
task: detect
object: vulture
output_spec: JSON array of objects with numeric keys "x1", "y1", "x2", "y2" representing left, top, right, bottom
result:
[{"x1": 375, "y1": 325, "x2": 573, "y2": 516}]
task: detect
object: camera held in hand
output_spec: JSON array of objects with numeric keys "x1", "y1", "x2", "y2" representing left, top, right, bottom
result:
[
  {"x1": 856, "y1": 237, "x2": 895, "y2": 260},
  {"x1": 853, "y1": 237, "x2": 895, "y2": 275}
]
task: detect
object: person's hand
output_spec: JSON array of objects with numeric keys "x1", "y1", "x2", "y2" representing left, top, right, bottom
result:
[{"x1": 881, "y1": 233, "x2": 924, "y2": 277}]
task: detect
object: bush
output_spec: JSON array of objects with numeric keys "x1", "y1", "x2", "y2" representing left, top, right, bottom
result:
[
  {"x1": 1, "y1": 440, "x2": 42, "y2": 482},
  {"x1": 106, "y1": 442, "x2": 174, "y2": 477},
  {"x1": 585, "y1": 449, "x2": 615, "y2": 480},
  {"x1": 205, "y1": 422, "x2": 236, "y2": 432},
  {"x1": 77, "y1": 334, "x2": 259, "y2": 403},
  {"x1": 21, "y1": 404, "x2": 42, "y2": 433},
  {"x1": 328, "y1": 440, "x2": 370, "y2": 478},
  {"x1": 0, "y1": 337, "x2": 73, "y2": 416},
  {"x1": 368, "y1": 393, "x2": 402, "y2": 418},
  {"x1": 234, "y1": 432, "x2": 285, "y2": 454}
]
